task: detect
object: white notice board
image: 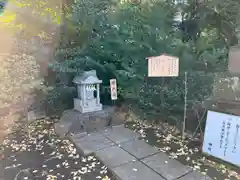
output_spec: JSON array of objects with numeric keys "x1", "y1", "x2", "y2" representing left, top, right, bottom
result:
[
  {"x1": 202, "y1": 110, "x2": 240, "y2": 166},
  {"x1": 147, "y1": 54, "x2": 179, "y2": 77}
]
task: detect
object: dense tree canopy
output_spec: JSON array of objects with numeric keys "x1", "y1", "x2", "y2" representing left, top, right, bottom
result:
[
  {"x1": 46, "y1": 0, "x2": 237, "y2": 117},
  {"x1": 1, "y1": 0, "x2": 239, "y2": 120}
]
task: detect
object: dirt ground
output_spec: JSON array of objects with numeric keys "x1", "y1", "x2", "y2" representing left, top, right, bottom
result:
[
  {"x1": 0, "y1": 117, "x2": 116, "y2": 180},
  {"x1": 126, "y1": 120, "x2": 240, "y2": 180}
]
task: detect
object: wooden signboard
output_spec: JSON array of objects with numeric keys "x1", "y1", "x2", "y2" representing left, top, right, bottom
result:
[
  {"x1": 228, "y1": 45, "x2": 240, "y2": 75},
  {"x1": 110, "y1": 79, "x2": 117, "y2": 100},
  {"x1": 147, "y1": 54, "x2": 179, "y2": 77}
]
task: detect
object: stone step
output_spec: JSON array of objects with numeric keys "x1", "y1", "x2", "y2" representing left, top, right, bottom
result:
[
  {"x1": 70, "y1": 131, "x2": 115, "y2": 156},
  {"x1": 95, "y1": 146, "x2": 136, "y2": 168},
  {"x1": 178, "y1": 171, "x2": 212, "y2": 180},
  {"x1": 142, "y1": 153, "x2": 192, "y2": 180},
  {"x1": 112, "y1": 161, "x2": 164, "y2": 180},
  {"x1": 120, "y1": 139, "x2": 159, "y2": 159},
  {"x1": 100, "y1": 125, "x2": 140, "y2": 144}
]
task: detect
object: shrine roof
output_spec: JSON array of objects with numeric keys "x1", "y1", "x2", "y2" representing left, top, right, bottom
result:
[{"x1": 73, "y1": 70, "x2": 102, "y2": 84}]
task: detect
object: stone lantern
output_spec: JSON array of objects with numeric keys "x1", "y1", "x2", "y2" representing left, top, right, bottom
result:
[{"x1": 73, "y1": 70, "x2": 102, "y2": 113}]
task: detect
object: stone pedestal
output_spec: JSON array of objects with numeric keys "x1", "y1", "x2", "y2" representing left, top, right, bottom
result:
[
  {"x1": 74, "y1": 98, "x2": 102, "y2": 113},
  {"x1": 55, "y1": 106, "x2": 124, "y2": 137}
]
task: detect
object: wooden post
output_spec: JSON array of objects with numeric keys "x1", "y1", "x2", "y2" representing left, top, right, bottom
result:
[
  {"x1": 160, "y1": 77, "x2": 165, "y2": 108},
  {"x1": 236, "y1": 9, "x2": 240, "y2": 45},
  {"x1": 182, "y1": 72, "x2": 188, "y2": 140}
]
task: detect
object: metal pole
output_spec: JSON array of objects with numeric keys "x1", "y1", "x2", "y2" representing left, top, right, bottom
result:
[{"x1": 182, "y1": 71, "x2": 188, "y2": 140}]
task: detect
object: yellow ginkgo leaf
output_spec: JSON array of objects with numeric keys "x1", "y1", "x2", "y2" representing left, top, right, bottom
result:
[
  {"x1": 0, "y1": 11, "x2": 16, "y2": 24},
  {"x1": 102, "y1": 176, "x2": 110, "y2": 180}
]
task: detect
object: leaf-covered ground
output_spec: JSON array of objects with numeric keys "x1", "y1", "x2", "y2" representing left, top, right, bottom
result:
[
  {"x1": 126, "y1": 120, "x2": 240, "y2": 180},
  {"x1": 0, "y1": 117, "x2": 116, "y2": 180}
]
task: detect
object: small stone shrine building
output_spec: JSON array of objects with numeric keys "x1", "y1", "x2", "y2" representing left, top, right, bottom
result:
[
  {"x1": 73, "y1": 70, "x2": 103, "y2": 113},
  {"x1": 55, "y1": 70, "x2": 123, "y2": 136}
]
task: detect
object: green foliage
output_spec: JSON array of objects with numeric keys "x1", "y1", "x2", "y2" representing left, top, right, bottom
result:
[
  {"x1": 0, "y1": 0, "x2": 6, "y2": 14},
  {"x1": 180, "y1": 0, "x2": 240, "y2": 45},
  {"x1": 44, "y1": 86, "x2": 76, "y2": 115},
  {"x1": 46, "y1": 0, "x2": 232, "y2": 121}
]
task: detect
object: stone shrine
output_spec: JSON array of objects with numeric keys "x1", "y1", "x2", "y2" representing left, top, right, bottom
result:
[
  {"x1": 55, "y1": 70, "x2": 124, "y2": 137},
  {"x1": 73, "y1": 70, "x2": 103, "y2": 113}
]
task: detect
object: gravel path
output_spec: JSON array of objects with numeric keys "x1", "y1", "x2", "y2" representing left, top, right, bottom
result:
[{"x1": 0, "y1": 118, "x2": 116, "y2": 180}]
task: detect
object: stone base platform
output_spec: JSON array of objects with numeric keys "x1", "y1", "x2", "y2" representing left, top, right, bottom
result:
[{"x1": 54, "y1": 106, "x2": 124, "y2": 137}]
